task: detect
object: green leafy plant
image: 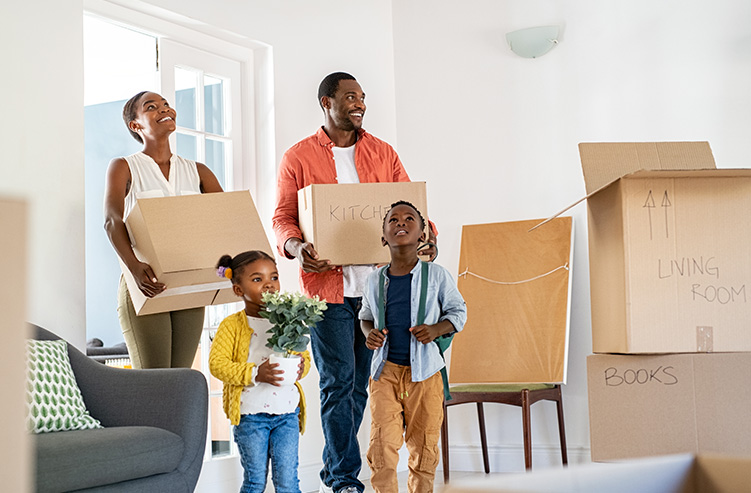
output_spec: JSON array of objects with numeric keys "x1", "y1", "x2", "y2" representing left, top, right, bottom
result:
[{"x1": 260, "y1": 291, "x2": 327, "y2": 357}]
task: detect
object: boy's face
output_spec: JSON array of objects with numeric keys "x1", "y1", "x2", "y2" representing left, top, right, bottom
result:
[{"x1": 382, "y1": 204, "x2": 426, "y2": 248}]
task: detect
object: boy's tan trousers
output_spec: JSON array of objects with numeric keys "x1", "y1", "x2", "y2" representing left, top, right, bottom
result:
[{"x1": 367, "y1": 361, "x2": 444, "y2": 493}]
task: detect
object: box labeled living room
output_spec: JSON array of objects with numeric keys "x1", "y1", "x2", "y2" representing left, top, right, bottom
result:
[{"x1": 579, "y1": 141, "x2": 751, "y2": 354}]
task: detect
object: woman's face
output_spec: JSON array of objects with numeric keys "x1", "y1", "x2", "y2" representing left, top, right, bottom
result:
[{"x1": 129, "y1": 92, "x2": 177, "y2": 142}]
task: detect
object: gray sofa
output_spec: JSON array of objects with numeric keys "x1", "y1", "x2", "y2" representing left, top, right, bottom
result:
[{"x1": 31, "y1": 324, "x2": 208, "y2": 493}]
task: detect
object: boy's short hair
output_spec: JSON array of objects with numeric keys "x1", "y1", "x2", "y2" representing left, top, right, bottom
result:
[{"x1": 382, "y1": 200, "x2": 426, "y2": 231}]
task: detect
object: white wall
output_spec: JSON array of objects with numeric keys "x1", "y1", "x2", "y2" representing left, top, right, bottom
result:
[
  {"x1": 392, "y1": 0, "x2": 751, "y2": 471},
  {"x1": 0, "y1": 1, "x2": 85, "y2": 348}
]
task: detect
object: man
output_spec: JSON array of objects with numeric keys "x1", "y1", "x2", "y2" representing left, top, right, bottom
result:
[{"x1": 272, "y1": 72, "x2": 436, "y2": 493}]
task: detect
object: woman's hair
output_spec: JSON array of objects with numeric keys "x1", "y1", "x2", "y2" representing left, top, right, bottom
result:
[
  {"x1": 382, "y1": 200, "x2": 426, "y2": 231},
  {"x1": 122, "y1": 91, "x2": 149, "y2": 144},
  {"x1": 216, "y1": 250, "x2": 275, "y2": 284}
]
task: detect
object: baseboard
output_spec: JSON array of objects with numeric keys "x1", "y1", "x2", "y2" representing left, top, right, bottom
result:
[{"x1": 441, "y1": 443, "x2": 592, "y2": 474}]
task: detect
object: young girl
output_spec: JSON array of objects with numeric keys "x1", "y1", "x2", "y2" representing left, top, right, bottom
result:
[
  {"x1": 209, "y1": 250, "x2": 310, "y2": 493},
  {"x1": 359, "y1": 201, "x2": 467, "y2": 493}
]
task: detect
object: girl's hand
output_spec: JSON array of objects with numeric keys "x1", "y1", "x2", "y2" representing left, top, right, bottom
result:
[
  {"x1": 256, "y1": 360, "x2": 283, "y2": 386},
  {"x1": 366, "y1": 328, "x2": 388, "y2": 350},
  {"x1": 296, "y1": 358, "x2": 304, "y2": 381}
]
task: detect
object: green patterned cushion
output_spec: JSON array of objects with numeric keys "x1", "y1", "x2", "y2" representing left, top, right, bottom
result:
[{"x1": 26, "y1": 339, "x2": 103, "y2": 433}]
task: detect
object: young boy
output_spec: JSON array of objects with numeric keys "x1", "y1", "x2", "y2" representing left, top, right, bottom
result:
[{"x1": 359, "y1": 201, "x2": 467, "y2": 493}]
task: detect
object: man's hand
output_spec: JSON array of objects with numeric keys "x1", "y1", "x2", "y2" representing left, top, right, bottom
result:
[
  {"x1": 285, "y1": 237, "x2": 335, "y2": 273},
  {"x1": 129, "y1": 261, "x2": 166, "y2": 298},
  {"x1": 256, "y1": 359, "x2": 284, "y2": 386},
  {"x1": 417, "y1": 229, "x2": 438, "y2": 262}
]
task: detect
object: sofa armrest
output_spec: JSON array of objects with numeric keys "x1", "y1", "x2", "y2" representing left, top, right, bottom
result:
[{"x1": 30, "y1": 324, "x2": 208, "y2": 482}]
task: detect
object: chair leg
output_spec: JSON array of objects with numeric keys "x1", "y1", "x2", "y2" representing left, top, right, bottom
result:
[
  {"x1": 477, "y1": 403, "x2": 490, "y2": 474},
  {"x1": 521, "y1": 389, "x2": 532, "y2": 470},
  {"x1": 441, "y1": 402, "x2": 450, "y2": 482},
  {"x1": 555, "y1": 388, "x2": 568, "y2": 466}
]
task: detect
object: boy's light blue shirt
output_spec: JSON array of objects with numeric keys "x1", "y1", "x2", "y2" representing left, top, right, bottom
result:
[{"x1": 359, "y1": 260, "x2": 467, "y2": 382}]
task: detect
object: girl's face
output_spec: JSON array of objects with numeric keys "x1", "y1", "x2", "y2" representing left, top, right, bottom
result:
[{"x1": 232, "y1": 259, "x2": 280, "y2": 311}]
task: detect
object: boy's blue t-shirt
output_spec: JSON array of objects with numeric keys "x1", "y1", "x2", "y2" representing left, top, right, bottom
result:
[{"x1": 385, "y1": 271, "x2": 412, "y2": 366}]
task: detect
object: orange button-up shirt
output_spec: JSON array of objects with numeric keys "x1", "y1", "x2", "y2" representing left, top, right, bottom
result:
[{"x1": 272, "y1": 127, "x2": 411, "y2": 304}]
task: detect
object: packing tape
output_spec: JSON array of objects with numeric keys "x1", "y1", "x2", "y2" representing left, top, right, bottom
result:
[{"x1": 696, "y1": 326, "x2": 713, "y2": 353}]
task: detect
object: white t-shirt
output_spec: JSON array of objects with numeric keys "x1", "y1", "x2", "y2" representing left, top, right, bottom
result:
[
  {"x1": 240, "y1": 316, "x2": 300, "y2": 416},
  {"x1": 333, "y1": 144, "x2": 376, "y2": 297}
]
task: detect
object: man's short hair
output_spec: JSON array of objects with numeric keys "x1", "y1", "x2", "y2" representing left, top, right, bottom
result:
[{"x1": 318, "y1": 72, "x2": 357, "y2": 109}]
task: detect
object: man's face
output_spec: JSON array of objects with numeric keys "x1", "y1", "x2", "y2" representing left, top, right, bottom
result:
[{"x1": 324, "y1": 79, "x2": 366, "y2": 132}]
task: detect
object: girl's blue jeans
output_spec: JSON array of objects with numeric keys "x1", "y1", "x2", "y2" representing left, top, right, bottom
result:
[{"x1": 233, "y1": 409, "x2": 301, "y2": 493}]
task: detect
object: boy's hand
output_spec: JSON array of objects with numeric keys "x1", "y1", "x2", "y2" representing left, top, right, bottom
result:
[
  {"x1": 366, "y1": 328, "x2": 388, "y2": 350},
  {"x1": 256, "y1": 359, "x2": 284, "y2": 386},
  {"x1": 410, "y1": 324, "x2": 442, "y2": 344}
]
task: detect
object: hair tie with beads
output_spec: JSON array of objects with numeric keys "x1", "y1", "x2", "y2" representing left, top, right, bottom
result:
[{"x1": 217, "y1": 266, "x2": 233, "y2": 279}]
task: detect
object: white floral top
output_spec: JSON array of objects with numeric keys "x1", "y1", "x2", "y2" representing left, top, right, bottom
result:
[{"x1": 239, "y1": 316, "x2": 300, "y2": 416}]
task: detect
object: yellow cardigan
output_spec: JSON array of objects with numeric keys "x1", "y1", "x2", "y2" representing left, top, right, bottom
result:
[{"x1": 208, "y1": 310, "x2": 311, "y2": 433}]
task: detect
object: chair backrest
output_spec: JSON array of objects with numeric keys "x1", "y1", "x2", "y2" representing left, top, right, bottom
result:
[{"x1": 450, "y1": 216, "x2": 573, "y2": 385}]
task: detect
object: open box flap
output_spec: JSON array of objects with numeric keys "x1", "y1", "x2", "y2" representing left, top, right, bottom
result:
[{"x1": 530, "y1": 141, "x2": 717, "y2": 231}]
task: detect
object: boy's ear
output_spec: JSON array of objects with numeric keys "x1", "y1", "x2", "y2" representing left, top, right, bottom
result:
[
  {"x1": 420, "y1": 231, "x2": 427, "y2": 242},
  {"x1": 381, "y1": 236, "x2": 388, "y2": 247},
  {"x1": 232, "y1": 283, "x2": 243, "y2": 298}
]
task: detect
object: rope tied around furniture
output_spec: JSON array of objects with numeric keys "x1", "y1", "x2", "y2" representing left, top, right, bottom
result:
[{"x1": 458, "y1": 262, "x2": 569, "y2": 285}]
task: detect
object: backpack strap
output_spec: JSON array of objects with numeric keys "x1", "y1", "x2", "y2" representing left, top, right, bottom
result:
[{"x1": 419, "y1": 261, "x2": 452, "y2": 401}]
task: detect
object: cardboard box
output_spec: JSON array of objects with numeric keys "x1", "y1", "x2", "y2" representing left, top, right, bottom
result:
[
  {"x1": 122, "y1": 190, "x2": 272, "y2": 315},
  {"x1": 0, "y1": 199, "x2": 31, "y2": 493},
  {"x1": 580, "y1": 142, "x2": 751, "y2": 353},
  {"x1": 587, "y1": 353, "x2": 751, "y2": 462},
  {"x1": 297, "y1": 182, "x2": 428, "y2": 265},
  {"x1": 451, "y1": 217, "x2": 573, "y2": 384},
  {"x1": 442, "y1": 454, "x2": 751, "y2": 493}
]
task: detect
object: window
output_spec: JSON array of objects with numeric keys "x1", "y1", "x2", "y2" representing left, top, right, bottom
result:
[{"x1": 84, "y1": 12, "x2": 254, "y2": 466}]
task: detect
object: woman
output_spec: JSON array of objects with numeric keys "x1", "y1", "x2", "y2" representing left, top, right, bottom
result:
[{"x1": 103, "y1": 91, "x2": 223, "y2": 369}]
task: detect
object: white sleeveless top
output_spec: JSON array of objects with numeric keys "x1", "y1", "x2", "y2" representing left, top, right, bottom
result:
[{"x1": 123, "y1": 152, "x2": 202, "y2": 218}]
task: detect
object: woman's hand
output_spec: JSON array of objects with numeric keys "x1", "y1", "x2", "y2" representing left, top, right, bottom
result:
[
  {"x1": 256, "y1": 359, "x2": 284, "y2": 386},
  {"x1": 129, "y1": 261, "x2": 166, "y2": 298}
]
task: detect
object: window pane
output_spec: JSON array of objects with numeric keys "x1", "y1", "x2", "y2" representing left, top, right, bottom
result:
[
  {"x1": 176, "y1": 133, "x2": 197, "y2": 162},
  {"x1": 205, "y1": 138, "x2": 226, "y2": 189},
  {"x1": 175, "y1": 67, "x2": 197, "y2": 130},
  {"x1": 204, "y1": 75, "x2": 225, "y2": 135}
]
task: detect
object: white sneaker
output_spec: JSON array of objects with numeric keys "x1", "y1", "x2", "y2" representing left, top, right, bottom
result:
[
  {"x1": 338, "y1": 487, "x2": 360, "y2": 493},
  {"x1": 319, "y1": 482, "x2": 334, "y2": 493}
]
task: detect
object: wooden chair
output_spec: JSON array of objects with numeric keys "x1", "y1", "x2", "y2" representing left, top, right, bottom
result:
[
  {"x1": 440, "y1": 383, "x2": 568, "y2": 482},
  {"x1": 443, "y1": 217, "x2": 573, "y2": 482}
]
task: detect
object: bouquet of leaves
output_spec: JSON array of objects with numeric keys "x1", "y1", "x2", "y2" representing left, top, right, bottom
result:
[{"x1": 260, "y1": 291, "x2": 327, "y2": 357}]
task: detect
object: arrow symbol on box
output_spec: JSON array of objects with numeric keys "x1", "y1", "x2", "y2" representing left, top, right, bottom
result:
[
  {"x1": 644, "y1": 190, "x2": 656, "y2": 240},
  {"x1": 661, "y1": 190, "x2": 672, "y2": 238}
]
